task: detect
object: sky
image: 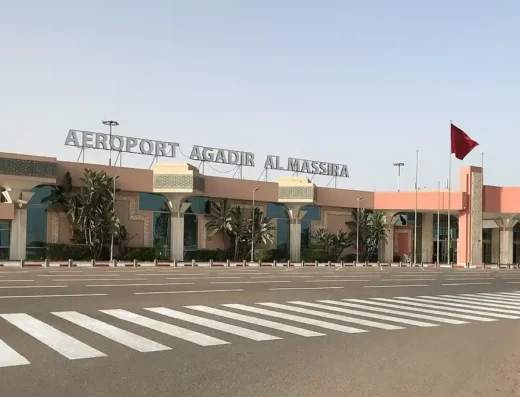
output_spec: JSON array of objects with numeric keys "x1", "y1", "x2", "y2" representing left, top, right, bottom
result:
[{"x1": 1, "y1": 0, "x2": 519, "y2": 192}]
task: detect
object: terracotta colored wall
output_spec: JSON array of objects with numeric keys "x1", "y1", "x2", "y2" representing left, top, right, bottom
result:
[
  {"x1": 0, "y1": 203, "x2": 14, "y2": 220},
  {"x1": 317, "y1": 188, "x2": 374, "y2": 209},
  {"x1": 484, "y1": 186, "x2": 520, "y2": 213},
  {"x1": 204, "y1": 175, "x2": 278, "y2": 202},
  {"x1": 373, "y1": 191, "x2": 466, "y2": 211},
  {"x1": 56, "y1": 161, "x2": 153, "y2": 193}
]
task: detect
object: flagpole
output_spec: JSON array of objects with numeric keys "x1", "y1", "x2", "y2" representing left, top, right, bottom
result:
[
  {"x1": 437, "y1": 181, "x2": 440, "y2": 266},
  {"x1": 448, "y1": 121, "x2": 452, "y2": 265},
  {"x1": 414, "y1": 149, "x2": 418, "y2": 266}
]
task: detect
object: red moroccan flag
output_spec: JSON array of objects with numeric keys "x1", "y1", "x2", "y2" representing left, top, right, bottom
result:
[{"x1": 451, "y1": 124, "x2": 479, "y2": 160}]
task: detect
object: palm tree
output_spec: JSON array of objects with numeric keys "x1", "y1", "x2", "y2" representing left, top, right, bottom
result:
[
  {"x1": 229, "y1": 206, "x2": 249, "y2": 260},
  {"x1": 205, "y1": 198, "x2": 233, "y2": 249},
  {"x1": 313, "y1": 227, "x2": 352, "y2": 261},
  {"x1": 246, "y1": 207, "x2": 276, "y2": 258},
  {"x1": 365, "y1": 211, "x2": 389, "y2": 261},
  {"x1": 346, "y1": 208, "x2": 371, "y2": 261}
]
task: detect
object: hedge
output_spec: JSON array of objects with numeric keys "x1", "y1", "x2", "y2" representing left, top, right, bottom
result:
[{"x1": 301, "y1": 248, "x2": 331, "y2": 262}]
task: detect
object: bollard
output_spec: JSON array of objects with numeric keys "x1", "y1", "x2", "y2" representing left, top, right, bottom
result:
[
  {"x1": 133, "y1": 259, "x2": 138, "y2": 267},
  {"x1": 113, "y1": 259, "x2": 117, "y2": 267},
  {"x1": 273, "y1": 260, "x2": 277, "y2": 267},
  {"x1": 353, "y1": 261, "x2": 356, "y2": 267},
  {"x1": 209, "y1": 259, "x2": 213, "y2": 267},
  {"x1": 20, "y1": 259, "x2": 25, "y2": 267},
  {"x1": 44, "y1": 259, "x2": 50, "y2": 267},
  {"x1": 226, "y1": 259, "x2": 230, "y2": 267},
  {"x1": 91, "y1": 259, "x2": 95, "y2": 267},
  {"x1": 258, "y1": 260, "x2": 262, "y2": 266},
  {"x1": 192, "y1": 259, "x2": 196, "y2": 267},
  {"x1": 69, "y1": 259, "x2": 74, "y2": 267},
  {"x1": 314, "y1": 260, "x2": 318, "y2": 267},
  {"x1": 154, "y1": 259, "x2": 158, "y2": 267},
  {"x1": 341, "y1": 260, "x2": 344, "y2": 267},
  {"x1": 399, "y1": 261, "x2": 402, "y2": 267},
  {"x1": 173, "y1": 259, "x2": 178, "y2": 267},
  {"x1": 328, "y1": 261, "x2": 332, "y2": 267},
  {"x1": 243, "y1": 259, "x2": 247, "y2": 267},
  {"x1": 365, "y1": 261, "x2": 368, "y2": 267}
]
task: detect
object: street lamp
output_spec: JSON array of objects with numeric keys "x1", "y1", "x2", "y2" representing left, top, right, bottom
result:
[
  {"x1": 356, "y1": 197, "x2": 364, "y2": 264},
  {"x1": 102, "y1": 120, "x2": 119, "y2": 166},
  {"x1": 251, "y1": 188, "x2": 259, "y2": 262},
  {"x1": 110, "y1": 175, "x2": 120, "y2": 262},
  {"x1": 393, "y1": 162, "x2": 404, "y2": 192}
]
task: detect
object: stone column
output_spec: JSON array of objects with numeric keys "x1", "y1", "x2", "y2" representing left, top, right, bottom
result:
[
  {"x1": 10, "y1": 205, "x2": 28, "y2": 260},
  {"x1": 496, "y1": 218, "x2": 517, "y2": 265},
  {"x1": 287, "y1": 209, "x2": 307, "y2": 262},
  {"x1": 421, "y1": 213, "x2": 433, "y2": 263},
  {"x1": 167, "y1": 199, "x2": 192, "y2": 261},
  {"x1": 491, "y1": 227, "x2": 500, "y2": 264}
]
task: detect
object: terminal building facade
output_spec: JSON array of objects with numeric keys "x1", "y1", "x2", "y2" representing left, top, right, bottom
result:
[{"x1": 0, "y1": 151, "x2": 518, "y2": 265}]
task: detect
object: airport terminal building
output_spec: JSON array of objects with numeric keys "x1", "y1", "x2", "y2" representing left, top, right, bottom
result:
[{"x1": 0, "y1": 145, "x2": 518, "y2": 265}]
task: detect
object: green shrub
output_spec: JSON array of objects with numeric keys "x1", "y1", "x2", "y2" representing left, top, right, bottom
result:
[
  {"x1": 46, "y1": 244, "x2": 92, "y2": 261},
  {"x1": 301, "y1": 248, "x2": 331, "y2": 262},
  {"x1": 253, "y1": 249, "x2": 272, "y2": 262},
  {"x1": 122, "y1": 247, "x2": 156, "y2": 261}
]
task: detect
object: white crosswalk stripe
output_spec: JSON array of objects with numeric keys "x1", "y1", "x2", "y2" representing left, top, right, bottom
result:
[
  {"x1": 0, "y1": 339, "x2": 30, "y2": 368},
  {"x1": 289, "y1": 301, "x2": 437, "y2": 327},
  {"x1": 145, "y1": 307, "x2": 280, "y2": 341},
  {"x1": 1, "y1": 289, "x2": 520, "y2": 369},
  {"x1": 352, "y1": 299, "x2": 497, "y2": 322},
  {"x1": 258, "y1": 302, "x2": 403, "y2": 330},
  {"x1": 185, "y1": 305, "x2": 325, "y2": 337},
  {"x1": 100, "y1": 309, "x2": 229, "y2": 346},
  {"x1": 412, "y1": 296, "x2": 520, "y2": 315},
  {"x1": 384, "y1": 297, "x2": 519, "y2": 319},
  {"x1": 334, "y1": 300, "x2": 467, "y2": 324},
  {"x1": 52, "y1": 311, "x2": 171, "y2": 352},
  {"x1": 223, "y1": 303, "x2": 367, "y2": 334},
  {"x1": 0, "y1": 313, "x2": 106, "y2": 360}
]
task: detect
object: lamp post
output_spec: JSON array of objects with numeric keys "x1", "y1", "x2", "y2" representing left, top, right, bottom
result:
[
  {"x1": 356, "y1": 197, "x2": 364, "y2": 264},
  {"x1": 102, "y1": 120, "x2": 119, "y2": 166},
  {"x1": 251, "y1": 188, "x2": 259, "y2": 262},
  {"x1": 110, "y1": 175, "x2": 120, "y2": 262},
  {"x1": 393, "y1": 162, "x2": 404, "y2": 192}
]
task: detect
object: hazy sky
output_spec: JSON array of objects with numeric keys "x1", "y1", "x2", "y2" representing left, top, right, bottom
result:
[{"x1": 1, "y1": 1, "x2": 518, "y2": 191}]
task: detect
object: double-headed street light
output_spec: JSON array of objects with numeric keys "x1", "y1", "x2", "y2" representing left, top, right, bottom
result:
[
  {"x1": 393, "y1": 162, "x2": 404, "y2": 192},
  {"x1": 102, "y1": 120, "x2": 119, "y2": 166},
  {"x1": 251, "y1": 188, "x2": 259, "y2": 262},
  {"x1": 356, "y1": 196, "x2": 364, "y2": 264}
]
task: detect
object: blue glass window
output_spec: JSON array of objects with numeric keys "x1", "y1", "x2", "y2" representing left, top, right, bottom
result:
[
  {"x1": 301, "y1": 205, "x2": 321, "y2": 221},
  {"x1": 184, "y1": 214, "x2": 198, "y2": 252},
  {"x1": 267, "y1": 203, "x2": 288, "y2": 219},
  {"x1": 276, "y1": 218, "x2": 290, "y2": 255},
  {"x1": 139, "y1": 193, "x2": 169, "y2": 212},
  {"x1": 26, "y1": 186, "x2": 52, "y2": 260},
  {"x1": 187, "y1": 197, "x2": 210, "y2": 215},
  {"x1": 0, "y1": 221, "x2": 9, "y2": 260},
  {"x1": 301, "y1": 220, "x2": 311, "y2": 249}
]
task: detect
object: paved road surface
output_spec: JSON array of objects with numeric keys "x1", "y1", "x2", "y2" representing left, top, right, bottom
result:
[{"x1": 1, "y1": 267, "x2": 520, "y2": 396}]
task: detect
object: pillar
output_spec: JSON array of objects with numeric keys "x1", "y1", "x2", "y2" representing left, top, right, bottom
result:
[
  {"x1": 167, "y1": 199, "x2": 192, "y2": 261},
  {"x1": 496, "y1": 218, "x2": 517, "y2": 264},
  {"x1": 10, "y1": 205, "x2": 28, "y2": 260},
  {"x1": 421, "y1": 213, "x2": 433, "y2": 263},
  {"x1": 491, "y1": 227, "x2": 500, "y2": 264},
  {"x1": 287, "y1": 208, "x2": 307, "y2": 262}
]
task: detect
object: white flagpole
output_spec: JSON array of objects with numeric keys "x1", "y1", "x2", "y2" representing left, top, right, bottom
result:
[
  {"x1": 414, "y1": 149, "x2": 418, "y2": 266},
  {"x1": 448, "y1": 121, "x2": 452, "y2": 265},
  {"x1": 437, "y1": 181, "x2": 440, "y2": 266}
]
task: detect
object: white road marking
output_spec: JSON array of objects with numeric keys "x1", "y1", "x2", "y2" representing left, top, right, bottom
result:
[
  {"x1": 146, "y1": 307, "x2": 280, "y2": 341},
  {"x1": 414, "y1": 296, "x2": 520, "y2": 314},
  {"x1": 293, "y1": 301, "x2": 436, "y2": 327},
  {"x1": 53, "y1": 278, "x2": 149, "y2": 282},
  {"x1": 38, "y1": 274, "x2": 120, "y2": 277},
  {"x1": 100, "y1": 309, "x2": 228, "y2": 346},
  {"x1": 0, "y1": 339, "x2": 30, "y2": 368},
  {"x1": 304, "y1": 279, "x2": 371, "y2": 283},
  {"x1": 209, "y1": 281, "x2": 290, "y2": 284},
  {"x1": 494, "y1": 292, "x2": 520, "y2": 296},
  {"x1": 460, "y1": 294, "x2": 520, "y2": 304},
  {"x1": 380, "y1": 278, "x2": 436, "y2": 281},
  {"x1": 441, "y1": 295, "x2": 520, "y2": 307},
  {"x1": 474, "y1": 293, "x2": 520, "y2": 301},
  {"x1": 364, "y1": 284, "x2": 429, "y2": 288},
  {"x1": 349, "y1": 299, "x2": 496, "y2": 322},
  {"x1": 336, "y1": 300, "x2": 467, "y2": 325},
  {"x1": 87, "y1": 282, "x2": 193, "y2": 287},
  {"x1": 391, "y1": 297, "x2": 519, "y2": 319},
  {"x1": 251, "y1": 276, "x2": 313, "y2": 279},
  {"x1": 166, "y1": 277, "x2": 241, "y2": 280},
  {"x1": 441, "y1": 282, "x2": 491, "y2": 286},
  {"x1": 134, "y1": 289, "x2": 244, "y2": 295},
  {"x1": 53, "y1": 311, "x2": 170, "y2": 352},
  {"x1": 0, "y1": 313, "x2": 106, "y2": 360},
  {"x1": 0, "y1": 293, "x2": 107, "y2": 299},
  {"x1": 269, "y1": 287, "x2": 344, "y2": 291},
  {"x1": 444, "y1": 278, "x2": 494, "y2": 280},
  {"x1": 223, "y1": 304, "x2": 367, "y2": 334},
  {"x1": 186, "y1": 306, "x2": 324, "y2": 337},
  {"x1": 0, "y1": 285, "x2": 68, "y2": 289},
  {"x1": 258, "y1": 302, "x2": 402, "y2": 330},
  {"x1": 0, "y1": 280, "x2": 34, "y2": 282}
]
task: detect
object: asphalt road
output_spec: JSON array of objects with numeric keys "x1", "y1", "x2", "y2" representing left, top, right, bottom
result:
[{"x1": 1, "y1": 266, "x2": 520, "y2": 397}]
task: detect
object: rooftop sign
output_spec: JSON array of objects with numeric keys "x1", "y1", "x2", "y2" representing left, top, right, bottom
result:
[{"x1": 65, "y1": 130, "x2": 349, "y2": 178}]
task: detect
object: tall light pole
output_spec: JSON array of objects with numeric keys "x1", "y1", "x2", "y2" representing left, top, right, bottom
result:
[
  {"x1": 393, "y1": 162, "x2": 404, "y2": 192},
  {"x1": 102, "y1": 120, "x2": 119, "y2": 166},
  {"x1": 110, "y1": 175, "x2": 120, "y2": 262},
  {"x1": 251, "y1": 188, "x2": 259, "y2": 262},
  {"x1": 356, "y1": 196, "x2": 364, "y2": 264}
]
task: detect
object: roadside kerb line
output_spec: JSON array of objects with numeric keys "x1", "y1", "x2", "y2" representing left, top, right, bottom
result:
[
  {"x1": 134, "y1": 289, "x2": 244, "y2": 295},
  {"x1": 364, "y1": 284, "x2": 429, "y2": 288},
  {"x1": 86, "y1": 282, "x2": 193, "y2": 287}
]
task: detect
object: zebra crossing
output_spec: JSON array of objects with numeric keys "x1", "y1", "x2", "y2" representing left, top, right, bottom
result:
[{"x1": 1, "y1": 291, "x2": 520, "y2": 368}]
